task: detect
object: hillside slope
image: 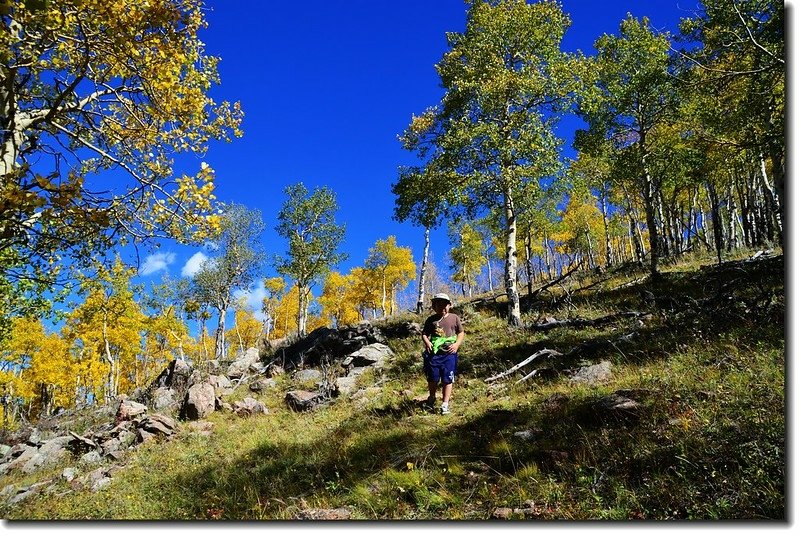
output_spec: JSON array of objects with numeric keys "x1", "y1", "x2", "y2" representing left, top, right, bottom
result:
[{"x1": 0, "y1": 251, "x2": 785, "y2": 520}]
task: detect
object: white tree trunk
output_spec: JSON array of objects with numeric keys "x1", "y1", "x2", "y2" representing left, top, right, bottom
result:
[
  {"x1": 415, "y1": 228, "x2": 430, "y2": 314},
  {"x1": 503, "y1": 189, "x2": 522, "y2": 327}
]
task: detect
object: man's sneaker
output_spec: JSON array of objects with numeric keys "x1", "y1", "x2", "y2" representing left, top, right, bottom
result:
[
  {"x1": 440, "y1": 403, "x2": 450, "y2": 415},
  {"x1": 424, "y1": 395, "x2": 436, "y2": 408}
]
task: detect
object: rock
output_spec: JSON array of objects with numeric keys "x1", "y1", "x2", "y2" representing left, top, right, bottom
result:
[
  {"x1": 265, "y1": 363, "x2": 285, "y2": 377},
  {"x1": 227, "y1": 347, "x2": 261, "y2": 379},
  {"x1": 271, "y1": 323, "x2": 387, "y2": 371},
  {"x1": 68, "y1": 432, "x2": 99, "y2": 455},
  {"x1": 7, "y1": 480, "x2": 51, "y2": 505},
  {"x1": 80, "y1": 451, "x2": 103, "y2": 466},
  {"x1": 62, "y1": 467, "x2": 78, "y2": 482},
  {"x1": 151, "y1": 358, "x2": 192, "y2": 390},
  {"x1": 513, "y1": 428, "x2": 543, "y2": 442},
  {"x1": 183, "y1": 382, "x2": 216, "y2": 420},
  {"x1": 0, "y1": 444, "x2": 11, "y2": 458},
  {"x1": 91, "y1": 477, "x2": 112, "y2": 492},
  {"x1": 210, "y1": 374, "x2": 234, "y2": 395},
  {"x1": 137, "y1": 428, "x2": 157, "y2": 443},
  {"x1": 116, "y1": 399, "x2": 148, "y2": 421},
  {"x1": 346, "y1": 343, "x2": 394, "y2": 369},
  {"x1": 570, "y1": 360, "x2": 613, "y2": 385},
  {"x1": 285, "y1": 390, "x2": 326, "y2": 412},
  {"x1": 233, "y1": 397, "x2": 269, "y2": 417},
  {"x1": 151, "y1": 387, "x2": 177, "y2": 411},
  {"x1": 138, "y1": 414, "x2": 176, "y2": 436},
  {"x1": 249, "y1": 377, "x2": 277, "y2": 393},
  {"x1": 296, "y1": 507, "x2": 352, "y2": 520},
  {"x1": 3, "y1": 445, "x2": 38, "y2": 473},
  {"x1": 295, "y1": 369, "x2": 323, "y2": 383},
  {"x1": 594, "y1": 393, "x2": 642, "y2": 414},
  {"x1": 335, "y1": 375, "x2": 359, "y2": 396},
  {"x1": 492, "y1": 507, "x2": 514, "y2": 519}
]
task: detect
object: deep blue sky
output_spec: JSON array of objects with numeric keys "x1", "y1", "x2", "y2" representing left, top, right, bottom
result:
[{"x1": 131, "y1": 0, "x2": 695, "y2": 312}]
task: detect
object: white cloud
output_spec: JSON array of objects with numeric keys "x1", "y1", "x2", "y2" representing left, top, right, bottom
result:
[
  {"x1": 139, "y1": 252, "x2": 176, "y2": 276},
  {"x1": 234, "y1": 280, "x2": 268, "y2": 322},
  {"x1": 181, "y1": 251, "x2": 209, "y2": 278}
]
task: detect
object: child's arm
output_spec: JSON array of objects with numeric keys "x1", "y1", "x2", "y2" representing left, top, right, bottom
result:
[
  {"x1": 422, "y1": 333, "x2": 433, "y2": 353},
  {"x1": 446, "y1": 331, "x2": 465, "y2": 353}
]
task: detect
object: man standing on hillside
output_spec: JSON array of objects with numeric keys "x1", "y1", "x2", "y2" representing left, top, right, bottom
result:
[{"x1": 421, "y1": 293, "x2": 465, "y2": 414}]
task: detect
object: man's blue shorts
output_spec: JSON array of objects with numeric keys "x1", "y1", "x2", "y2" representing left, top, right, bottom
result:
[{"x1": 423, "y1": 351, "x2": 458, "y2": 384}]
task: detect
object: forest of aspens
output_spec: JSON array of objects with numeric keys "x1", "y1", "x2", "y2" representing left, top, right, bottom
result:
[{"x1": 0, "y1": 0, "x2": 785, "y2": 521}]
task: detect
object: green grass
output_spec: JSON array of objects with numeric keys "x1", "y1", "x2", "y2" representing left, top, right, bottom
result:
[{"x1": 0, "y1": 250, "x2": 785, "y2": 520}]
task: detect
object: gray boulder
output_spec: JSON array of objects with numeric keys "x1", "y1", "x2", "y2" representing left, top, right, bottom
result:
[
  {"x1": 233, "y1": 397, "x2": 269, "y2": 417},
  {"x1": 62, "y1": 467, "x2": 78, "y2": 482},
  {"x1": 80, "y1": 451, "x2": 103, "y2": 466},
  {"x1": 249, "y1": 377, "x2": 277, "y2": 393},
  {"x1": 2, "y1": 445, "x2": 38, "y2": 474},
  {"x1": 116, "y1": 399, "x2": 148, "y2": 421},
  {"x1": 210, "y1": 374, "x2": 234, "y2": 395},
  {"x1": 182, "y1": 382, "x2": 216, "y2": 420},
  {"x1": 227, "y1": 347, "x2": 261, "y2": 379},
  {"x1": 21, "y1": 435, "x2": 72, "y2": 474},
  {"x1": 345, "y1": 343, "x2": 394, "y2": 369},
  {"x1": 152, "y1": 387, "x2": 177, "y2": 411},
  {"x1": 570, "y1": 360, "x2": 613, "y2": 385},
  {"x1": 285, "y1": 390, "x2": 326, "y2": 412},
  {"x1": 138, "y1": 414, "x2": 177, "y2": 436}
]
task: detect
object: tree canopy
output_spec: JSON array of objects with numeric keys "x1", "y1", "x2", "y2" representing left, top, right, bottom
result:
[{"x1": 0, "y1": 0, "x2": 243, "y2": 340}]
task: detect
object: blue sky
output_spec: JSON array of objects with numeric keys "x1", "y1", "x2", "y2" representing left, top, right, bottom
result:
[{"x1": 128, "y1": 0, "x2": 694, "y2": 316}]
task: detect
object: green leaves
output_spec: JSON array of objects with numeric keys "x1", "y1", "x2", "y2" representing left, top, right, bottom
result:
[{"x1": 274, "y1": 183, "x2": 347, "y2": 335}]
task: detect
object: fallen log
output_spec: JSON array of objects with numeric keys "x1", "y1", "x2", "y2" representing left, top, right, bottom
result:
[
  {"x1": 529, "y1": 264, "x2": 581, "y2": 298},
  {"x1": 610, "y1": 276, "x2": 648, "y2": 293},
  {"x1": 529, "y1": 311, "x2": 646, "y2": 332},
  {"x1": 485, "y1": 330, "x2": 639, "y2": 384},
  {"x1": 485, "y1": 349, "x2": 563, "y2": 383}
]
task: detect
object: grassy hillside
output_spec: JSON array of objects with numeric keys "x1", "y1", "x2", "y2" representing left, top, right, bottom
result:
[{"x1": 0, "y1": 250, "x2": 784, "y2": 520}]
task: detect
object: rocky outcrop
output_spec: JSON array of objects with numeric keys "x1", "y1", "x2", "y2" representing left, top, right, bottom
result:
[
  {"x1": 267, "y1": 323, "x2": 387, "y2": 371},
  {"x1": 227, "y1": 347, "x2": 261, "y2": 379}
]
